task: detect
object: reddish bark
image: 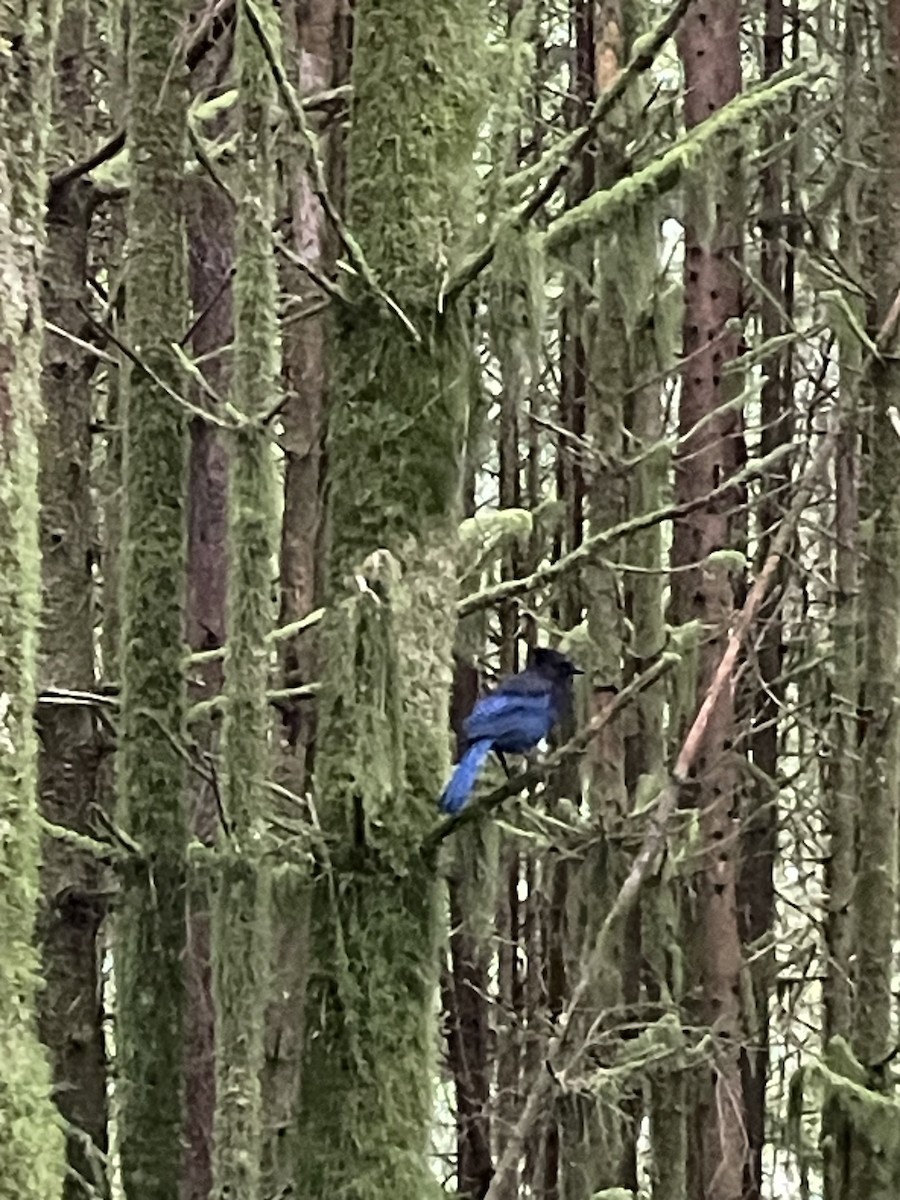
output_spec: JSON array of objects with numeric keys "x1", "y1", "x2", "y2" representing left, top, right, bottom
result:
[{"x1": 673, "y1": 5, "x2": 746, "y2": 1199}]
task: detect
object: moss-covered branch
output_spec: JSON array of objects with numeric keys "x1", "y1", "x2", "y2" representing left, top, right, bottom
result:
[
  {"x1": 544, "y1": 61, "x2": 811, "y2": 254},
  {"x1": 458, "y1": 443, "x2": 793, "y2": 617},
  {"x1": 446, "y1": 0, "x2": 695, "y2": 297}
]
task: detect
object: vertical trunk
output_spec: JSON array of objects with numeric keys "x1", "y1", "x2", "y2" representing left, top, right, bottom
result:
[
  {"x1": 853, "y1": 0, "x2": 900, "y2": 1073},
  {"x1": 182, "y1": 165, "x2": 234, "y2": 1200},
  {"x1": 210, "y1": 3, "x2": 281, "y2": 1196},
  {"x1": 0, "y1": 1, "x2": 66, "y2": 1194},
  {"x1": 738, "y1": 3, "x2": 789, "y2": 1196},
  {"x1": 263, "y1": 5, "x2": 346, "y2": 1185},
  {"x1": 37, "y1": 3, "x2": 109, "y2": 1193},
  {"x1": 673, "y1": 6, "x2": 745, "y2": 1199},
  {"x1": 821, "y1": 12, "x2": 867, "y2": 1200},
  {"x1": 825, "y1": 0, "x2": 863, "y2": 1055},
  {"x1": 494, "y1": 848, "x2": 524, "y2": 1200},
  {"x1": 115, "y1": 0, "x2": 191, "y2": 1193},
  {"x1": 295, "y1": 5, "x2": 487, "y2": 1198},
  {"x1": 550, "y1": 7, "x2": 594, "y2": 1197}
]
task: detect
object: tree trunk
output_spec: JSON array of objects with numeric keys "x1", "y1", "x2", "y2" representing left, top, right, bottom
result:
[
  {"x1": 209, "y1": 3, "x2": 282, "y2": 1196},
  {"x1": 0, "y1": 1, "x2": 66, "y2": 1194},
  {"x1": 37, "y1": 3, "x2": 110, "y2": 1193},
  {"x1": 262, "y1": 2, "x2": 347, "y2": 1188},
  {"x1": 853, "y1": 0, "x2": 900, "y2": 1076},
  {"x1": 738, "y1": 3, "x2": 790, "y2": 1195},
  {"x1": 182, "y1": 175, "x2": 232, "y2": 1200},
  {"x1": 115, "y1": 0, "x2": 191, "y2": 1193},
  {"x1": 295, "y1": 4, "x2": 487, "y2": 1197},
  {"x1": 673, "y1": 5, "x2": 745, "y2": 1199}
]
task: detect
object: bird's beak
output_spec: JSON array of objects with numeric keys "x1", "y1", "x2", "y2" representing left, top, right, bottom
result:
[{"x1": 572, "y1": 666, "x2": 584, "y2": 675}]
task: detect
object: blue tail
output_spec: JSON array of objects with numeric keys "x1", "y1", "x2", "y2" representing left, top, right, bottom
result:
[{"x1": 439, "y1": 740, "x2": 494, "y2": 814}]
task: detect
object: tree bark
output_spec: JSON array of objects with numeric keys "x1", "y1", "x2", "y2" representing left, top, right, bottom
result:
[
  {"x1": 0, "y1": 0, "x2": 66, "y2": 1194},
  {"x1": 673, "y1": 5, "x2": 746, "y2": 1199},
  {"x1": 36, "y1": 4, "x2": 110, "y2": 1193},
  {"x1": 295, "y1": 4, "x2": 488, "y2": 1197},
  {"x1": 115, "y1": 0, "x2": 191, "y2": 1193},
  {"x1": 853, "y1": 0, "x2": 900, "y2": 1075}
]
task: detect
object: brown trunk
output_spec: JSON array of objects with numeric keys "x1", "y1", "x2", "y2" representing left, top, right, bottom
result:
[
  {"x1": 738, "y1": 3, "x2": 790, "y2": 1197},
  {"x1": 263, "y1": 3, "x2": 348, "y2": 1187},
  {"x1": 37, "y1": 2, "x2": 109, "y2": 1190},
  {"x1": 674, "y1": 5, "x2": 745, "y2": 1199},
  {"x1": 38, "y1": 168, "x2": 109, "y2": 1200}
]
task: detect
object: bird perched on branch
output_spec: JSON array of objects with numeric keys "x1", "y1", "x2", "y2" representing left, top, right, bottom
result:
[{"x1": 439, "y1": 647, "x2": 582, "y2": 814}]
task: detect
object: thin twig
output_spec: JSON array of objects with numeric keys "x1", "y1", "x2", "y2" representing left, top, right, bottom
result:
[
  {"x1": 38, "y1": 816, "x2": 124, "y2": 865},
  {"x1": 77, "y1": 302, "x2": 239, "y2": 430}
]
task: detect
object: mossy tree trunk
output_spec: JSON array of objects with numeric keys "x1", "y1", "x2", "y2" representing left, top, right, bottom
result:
[
  {"x1": 182, "y1": 25, "x2": 238, "y2": 1200},
  {"x1": 296, "y1": 4, "x2": 486, "y2": 1197},
  {"x1": 115, "y1": 0, "x2": 191, "y2": 1194},
  {"x1": 853, "y1": 0, "x2": 900, "y2": 1079},
  {"x1": 210, "y1": 2, "x2": 281, "y2": 1196},
  {"x1": 0, "y1": 0, "x2": 66, "y2": 1195},
  {"x1": 37, "y1": 2, "x2": 109, "y2": 1195}
]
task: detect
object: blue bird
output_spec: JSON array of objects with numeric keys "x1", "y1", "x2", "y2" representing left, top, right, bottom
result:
[{"x1": 439, "y1": 647, "x2": 582, "y2": 814}]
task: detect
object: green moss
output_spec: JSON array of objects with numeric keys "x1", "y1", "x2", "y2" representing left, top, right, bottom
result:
[
  {"x1": 211, "y1": 4, "x2": 282, "y2": 1197},
  {"x1": 545, "y1": 64, "x2": 809, "y2": 255},
  {"x1": 0, "y1": 3, "x2": 66, "y2": 1195},
  {"x1": 299, "y1": 3, "x2": 488, "y2": 1194},
  {"x1": 114, "y1": 1, "x2": 191, "y2": 1195}
]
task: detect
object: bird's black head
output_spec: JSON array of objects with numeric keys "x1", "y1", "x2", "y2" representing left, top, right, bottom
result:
[{"x1": 530, "y1": 646, "x2": 583, "y2": 680}]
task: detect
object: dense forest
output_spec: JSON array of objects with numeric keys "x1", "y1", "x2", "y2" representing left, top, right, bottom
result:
[{"x1": 2, "y1": 0, "x2": 900, "y2": 1198}]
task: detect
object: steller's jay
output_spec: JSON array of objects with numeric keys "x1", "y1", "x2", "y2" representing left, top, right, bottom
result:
[{"x1": 439, "y1": 647, "x2": 582, "y2": 814}]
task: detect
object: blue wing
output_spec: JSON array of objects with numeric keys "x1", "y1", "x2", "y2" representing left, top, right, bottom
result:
[{"x1": 463, "y1": 690, "x2": 554, "y2": 753}]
